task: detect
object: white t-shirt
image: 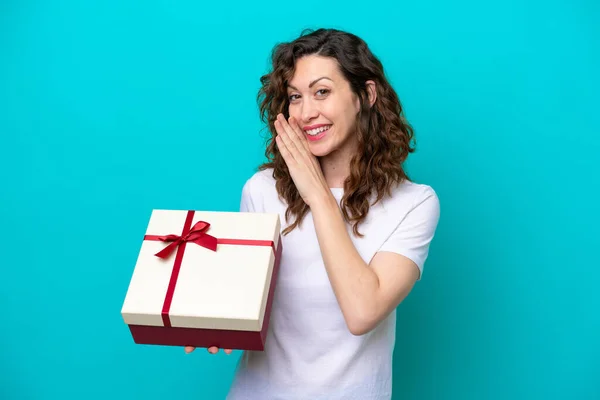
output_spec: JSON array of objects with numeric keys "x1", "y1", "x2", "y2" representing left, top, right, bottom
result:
[{"x1": 226, "y1": 168, "x2": 440, "y2": 400}]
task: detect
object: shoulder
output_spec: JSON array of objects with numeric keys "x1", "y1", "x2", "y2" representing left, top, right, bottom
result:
[
  {"x1": 390, "y1": 179, "x2": 439, "y2": 211},
  {"x1": 241, "y1": 168, "x2": 276, "y2": 196},
  {"x1": 379, "y1": 179, "x2": 440, "y2": 227},
  {"x1": 239, "y1": 168, "x2": 280, "y2": 213}
]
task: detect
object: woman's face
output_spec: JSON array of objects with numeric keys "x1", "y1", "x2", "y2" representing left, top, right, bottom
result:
[{"x1": 286, "y1": 55, "x2": 362, "y2": 158}]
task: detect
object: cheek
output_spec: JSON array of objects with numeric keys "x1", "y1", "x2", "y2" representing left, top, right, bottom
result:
[
  {"x1": 288, "y1": 104, "x2": 301, "y2": 119},
  {"x1": 319, "y1": 103, "x2": 339, "y2": 124},
  {"x1": 329, "y1": 98, "x2": 354, "y2": 123},
  {"x1": 329, "y1": 105, "x2": 353, "y2": 131}
]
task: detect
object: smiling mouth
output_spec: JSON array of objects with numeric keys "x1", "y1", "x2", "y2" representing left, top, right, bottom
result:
[{"x1": 304, "y1": 125, "x2": 331, "y2": 141}]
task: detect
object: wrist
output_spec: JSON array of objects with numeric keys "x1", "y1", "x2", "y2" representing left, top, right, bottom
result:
[{"x1": 309, "y1": 190, "x2": 340, "y2": 215}]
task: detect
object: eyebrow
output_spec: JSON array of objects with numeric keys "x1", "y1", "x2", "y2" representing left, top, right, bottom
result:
[{"x1": 287, "y1": 76, "x2": 333, "y2": 91}]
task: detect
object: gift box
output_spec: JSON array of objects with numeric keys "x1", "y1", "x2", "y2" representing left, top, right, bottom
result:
[{"x1": 121, "y1": 209, "x2": 282, "y2": 351}]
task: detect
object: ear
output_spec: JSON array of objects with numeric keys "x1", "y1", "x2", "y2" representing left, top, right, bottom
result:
[{"x1": 366, "y1": 80, "x2": 377, "y2": 107}]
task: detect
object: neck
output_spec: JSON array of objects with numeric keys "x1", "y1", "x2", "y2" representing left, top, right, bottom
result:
[
  {"x1": 319, "y1": 147, "x2": 356, "y2": 188},
  {"x1": 320, "y1": 160, "x2": 348, "y2": 189}
]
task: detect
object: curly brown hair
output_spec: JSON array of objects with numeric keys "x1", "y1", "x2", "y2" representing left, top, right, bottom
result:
[{"x1": 256, "y1": 28, "x2": 416, "y2": 237}]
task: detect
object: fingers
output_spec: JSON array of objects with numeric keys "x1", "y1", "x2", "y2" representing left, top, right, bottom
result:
[
  {"x1": 275, "y1": 118, "x2": 297, "y2": 166},
  {"x1": 185, "y1": 346, "x2": 233, "y2": 355},
  {"x1": 288, "y1": 116, "x2": 310, "y2": 152},
  {"x1": 276, "y1": 114, "x2": 309, "y2": 153},
  {"x1": 277, "y1": 115, "x2": 321, "y2": 174},
  {"x1": 208, "y1": 347, "x2": 233, "y2": 355},
  {"x1": 275, "y1": 135, "x2": 295, "y2": 166},
  {"x1": 275, "y1": 118, "x2": 299, "y2": 160}
]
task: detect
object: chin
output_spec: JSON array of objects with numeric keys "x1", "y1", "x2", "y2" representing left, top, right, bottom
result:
[{"x1": 307, "y1": 143, "x2": 333, "y2": 158}]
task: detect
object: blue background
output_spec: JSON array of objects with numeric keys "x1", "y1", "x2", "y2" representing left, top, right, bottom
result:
[{"x1": 1, "y1": 1, "x2": 599, "y2": 399}]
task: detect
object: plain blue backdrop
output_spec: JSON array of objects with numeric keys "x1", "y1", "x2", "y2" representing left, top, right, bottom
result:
[{"x1": 1, "y1": 1, "x2": 598, "y2": 399}]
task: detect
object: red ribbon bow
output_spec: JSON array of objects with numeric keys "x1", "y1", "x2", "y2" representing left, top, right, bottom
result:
[{"x1": 145, "y1": 220, "x2": 218, "y2": 259}]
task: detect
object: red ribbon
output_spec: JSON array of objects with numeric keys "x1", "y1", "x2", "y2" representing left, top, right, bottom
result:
[{"x1": 143, "y1": 210, "x2": 276, "y2": 328}]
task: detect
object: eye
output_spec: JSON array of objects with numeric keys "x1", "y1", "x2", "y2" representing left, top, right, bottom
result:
[
  {"x1": 288, "y1": 94, "x2": 300, "y2": 102},
  {"x1": 316, "y1": 89, "x2": 330, "y2": 97}
]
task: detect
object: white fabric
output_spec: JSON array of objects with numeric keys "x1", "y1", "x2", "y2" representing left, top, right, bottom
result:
[{"x1": 226, "y1": 168, "x2": 440, "y2": 400}]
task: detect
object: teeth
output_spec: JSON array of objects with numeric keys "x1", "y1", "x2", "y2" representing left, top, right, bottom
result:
[{"x1": 306, "y1": 125, "x2": 331, "y2": 136}]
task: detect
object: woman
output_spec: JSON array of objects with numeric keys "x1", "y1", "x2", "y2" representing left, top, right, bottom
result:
[{"x1": 187, "y1": 28, "x2": 440, "y2": 399}]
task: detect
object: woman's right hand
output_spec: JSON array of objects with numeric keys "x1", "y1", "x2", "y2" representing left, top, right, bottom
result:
[{"x1": 184, "y1": 346, "x2": 233, "y2": 355}]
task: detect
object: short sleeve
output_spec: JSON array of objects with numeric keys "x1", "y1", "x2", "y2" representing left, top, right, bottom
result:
[{"x1": 377, "y1": 187, "x2": 440, "y2": 280}]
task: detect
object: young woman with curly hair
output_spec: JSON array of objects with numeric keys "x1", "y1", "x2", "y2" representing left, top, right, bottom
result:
[{"x1": 187, "y1": 28, "x2": 440, "y2": 400}]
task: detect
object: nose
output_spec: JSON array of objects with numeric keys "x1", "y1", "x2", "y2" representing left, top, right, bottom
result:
[{"x1": 301, "y1": 98, "x2": 319, "y2": 123}]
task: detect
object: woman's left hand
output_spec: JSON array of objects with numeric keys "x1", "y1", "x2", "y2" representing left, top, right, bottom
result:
[{"x1": 274, "y1": 113, "x2": 331, "y2": 207}]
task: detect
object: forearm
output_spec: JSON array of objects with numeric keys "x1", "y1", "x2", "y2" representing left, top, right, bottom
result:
[{"x1": 310, "y1": 193, "x2": 381, "y2": 334}]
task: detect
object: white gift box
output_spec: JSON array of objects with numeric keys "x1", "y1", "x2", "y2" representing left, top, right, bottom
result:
[{"x1": 121, "y1": 209, "x2": 282, "y2": 350}]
